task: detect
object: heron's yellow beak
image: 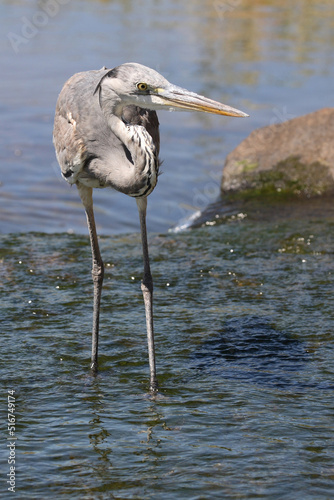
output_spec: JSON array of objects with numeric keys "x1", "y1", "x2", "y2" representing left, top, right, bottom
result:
[{"x1": 155, "y1": 85, "x2": 248, "y2": 118}]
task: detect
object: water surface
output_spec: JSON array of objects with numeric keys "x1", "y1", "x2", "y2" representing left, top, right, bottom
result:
[{"x1": 1, "y1": 202, "x2": 334, "y2": 498}]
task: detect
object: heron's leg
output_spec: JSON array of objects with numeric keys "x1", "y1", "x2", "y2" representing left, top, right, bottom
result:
[
  {"x1": 77, "y1": 183, "x2": 104, "y2": 373},
  {"x1": 136, "y1": 197, "x2": 158, "y2": 392}
]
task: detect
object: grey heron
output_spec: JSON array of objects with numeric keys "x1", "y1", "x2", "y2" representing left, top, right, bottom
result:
[{"x1": 53, "y1": 62, "x2": 248, "y2": 392}]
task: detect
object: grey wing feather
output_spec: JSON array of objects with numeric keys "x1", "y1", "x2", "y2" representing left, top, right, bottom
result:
[{"x1": 53, "y1": 68, "x2": 111, "y2": 185}]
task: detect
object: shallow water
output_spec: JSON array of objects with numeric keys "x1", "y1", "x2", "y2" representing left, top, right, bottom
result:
[
  {"x1": 1, "y1": 1, "x2": 334, "y2": 498},
  {"x1": 1, "y1": 201, "x2": 334, "y2": 498}
]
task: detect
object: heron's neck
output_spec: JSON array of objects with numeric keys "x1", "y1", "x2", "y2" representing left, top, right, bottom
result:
[
  {"x1": 105, "y1": 112, "x2": 159, "y2": 198},
  {"x1": 98, "y1": 84, "x2": 159, "y2": 195}
]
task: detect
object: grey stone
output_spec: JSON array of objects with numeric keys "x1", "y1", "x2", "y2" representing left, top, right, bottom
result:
[{"x1": 221, "y1": 108, "x2": 334, "y2": 198}]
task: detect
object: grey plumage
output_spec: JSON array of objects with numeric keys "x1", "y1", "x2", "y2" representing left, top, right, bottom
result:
[
  {"x1": 53, "y1": 67, "x2": 160, "y2": 195},
  {"x1": 53, "y1": 62, "x2": 248, "y2": 392}
]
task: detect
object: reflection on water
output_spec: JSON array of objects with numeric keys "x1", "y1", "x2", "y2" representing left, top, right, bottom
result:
[
  {"x1": 0, "y1": 0, "x2": 334, "y2": 234},
  {"x1": 192, "y1": 315, "x2": 311, "y2": 390}
]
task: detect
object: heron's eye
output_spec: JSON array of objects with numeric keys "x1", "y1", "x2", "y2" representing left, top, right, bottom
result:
[{"x1": 137, "y1": 82, "x2": 148, "y2": 92}]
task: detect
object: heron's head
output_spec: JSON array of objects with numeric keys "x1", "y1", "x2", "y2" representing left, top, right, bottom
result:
[{"x1": 96, "y1": 62, "x2": 248, "y2": 118}]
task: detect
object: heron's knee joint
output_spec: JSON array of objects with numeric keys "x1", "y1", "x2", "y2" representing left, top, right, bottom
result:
[
  {"x1": 92, "y1": 264, "x2": 104, "y2": 282},
  {"x1": 141, "y1": 279, "x2": 153, "y2": 294}
]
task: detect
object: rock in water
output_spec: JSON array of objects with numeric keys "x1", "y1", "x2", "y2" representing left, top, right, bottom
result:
[{"x1": 221, "y1": 108, "x2": 334, "y2": 198}]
